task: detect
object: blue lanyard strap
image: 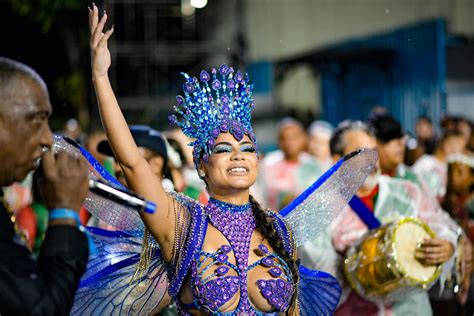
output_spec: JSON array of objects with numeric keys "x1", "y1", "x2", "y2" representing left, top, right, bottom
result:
[{"x1": 348, "y1": 196, "x2": 381, "y2": 229}]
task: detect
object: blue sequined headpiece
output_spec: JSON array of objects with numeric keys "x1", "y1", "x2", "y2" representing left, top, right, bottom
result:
[{"x1": 168, "y1": 64, "x2": 257, "y2": 169}]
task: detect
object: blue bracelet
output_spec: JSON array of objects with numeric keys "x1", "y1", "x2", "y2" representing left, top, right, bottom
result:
[{"x1": 49, "y1": 208, "x2": 97, "y2": 255}]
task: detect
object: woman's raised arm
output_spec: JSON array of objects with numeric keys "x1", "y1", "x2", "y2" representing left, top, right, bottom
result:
[{"x1": 88, "y1": 4, "x2": 174, "y2": 260}]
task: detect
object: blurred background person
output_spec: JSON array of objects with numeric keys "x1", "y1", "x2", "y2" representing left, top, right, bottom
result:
[
  {"x1": 307, "y1": 120, "x2": 334, "y2": 170},
  {"x1": 416, "y1": 115, "x2": 438, "y2": 155},
  {"x1": 163, "y1": 128, "x2": 208, "y2": 203},
  {"x1": 413, "y1": 130, "x2": 466, "y2": 200},
  {"x1": 303, "y1": 120, "x2": 459, "y2": 316},
  {"x1": 254, "y1": 117, "x2": 323, "y2": 210}
]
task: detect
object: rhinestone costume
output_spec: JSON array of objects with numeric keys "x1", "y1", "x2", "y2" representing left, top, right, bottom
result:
[{"x1": 181, "y1": 198, "x2": 294, "y2": 315}]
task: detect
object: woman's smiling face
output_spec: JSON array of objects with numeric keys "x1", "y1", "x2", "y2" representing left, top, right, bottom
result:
[{"x1": 200, "y1": 132, "x2": 258, "y2": 196}]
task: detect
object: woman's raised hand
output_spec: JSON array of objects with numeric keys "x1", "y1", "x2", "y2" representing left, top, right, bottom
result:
[{"x1": 88, "y1": 3, "x2": 114, "y2": 78}]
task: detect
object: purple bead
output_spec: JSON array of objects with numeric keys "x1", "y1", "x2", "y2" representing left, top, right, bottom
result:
[
  {"x1": 168, "y1": 115, "x2": 177, "y2": 125},
  {"x1": 200, "y1": 70, "x2": 210, "y2": 82},
  {"x1": 176, "y1": 95, "x2": 185, "y2": 105},
  {"x1": 269, "y1": 267, "x2": 282, "y2": 277},
  {"x1": 220, "y1": 245, "x2": 231, "y2": 253},
  {"x1": 258, "y1": 244, "x2": 270, "y2": 254},
  {"x1": 216, "y1": 266, "x2": 229, "y2": 276},
  {"x1": 277, "y1": 279, "x2": 286, "y2": 288},
  {"x1": 257, "y1": 280, "x2": 266, "y2": 288},
  {"x1": 219, "y1": 64, "x2": 229, "y2": 75},
  {"x1": 211, "y1": 68, "x2": 217, "y2": 75},
  {"x1": 221, "y1": 94, "x2": 230, "y2": 105},
  {"x1": 235, "y1": 71, "x2": 243, "y2": 83},
  {"x1": 217, "y1": 254, "x2": 228, "y2": 263},
  {"x1": 221, "y1": 122, "x2": 229, "y2": 132},
  {"x1": 212, "y1": 128, "x2": 220, "y2": 138},
  {"x1": 262, "y1": 257, "x2": 274, "y2": 267},
  {"x1": 263, "y1": 289, "x2": 272, "y2": 297},
  {"x1": 227, "y1": 79, "x2": 235, "y2": 90},
  {"x1": 207, "y1": 138, "x2": 215, "y2": 147},
  {"x1": 184, "y1": 82, "x2": 194, "y2": 93},
  {"x1": 222, "y1": 105, "x2": 230, "y2": 115},
  {"x1": 212, "y1": 79, "x2": 221, "y2": 90}
]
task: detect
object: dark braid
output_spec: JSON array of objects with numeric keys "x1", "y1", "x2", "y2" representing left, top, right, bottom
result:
[{"x1": 249, "y1": 195, "x2": 299, "y2": 302}]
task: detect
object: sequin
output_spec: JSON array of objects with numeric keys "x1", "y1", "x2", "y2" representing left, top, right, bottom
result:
[{"x1": 168, "y1": 65, "x2": 258, "y2": 169}]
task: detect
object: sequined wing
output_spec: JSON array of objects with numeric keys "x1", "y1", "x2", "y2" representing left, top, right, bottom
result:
[
  {"x1": 298, "y1": 265, "x2": 342, "y2": 316},
  {"x1": 280, "y1": 148, "x2": 378, "y2": 246},
  {"x1": 72, "y1": 228, "x2": 168, "y2": 315},
  {"x1": 52, "y1": 135, "x2": 145, "y2": 231}
]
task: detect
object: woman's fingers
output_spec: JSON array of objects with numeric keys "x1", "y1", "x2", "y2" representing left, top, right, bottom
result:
[
  {"x1": 95, "y1": 11, "x2": 108, "y2": 37},
  {"x1": 97, "y1": 26, "x2": 114, "y2": 49},
  {"x1": 89, "y1": 3, "x2": 99, "y2": 35},
  {"x1": 90, "y1": 6, "x2": 109, "y2": 49}
]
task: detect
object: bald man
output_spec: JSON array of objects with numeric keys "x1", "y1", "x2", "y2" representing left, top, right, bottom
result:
[{"x1": 0, "y1": 57, "x2": 90, "y2": 315}]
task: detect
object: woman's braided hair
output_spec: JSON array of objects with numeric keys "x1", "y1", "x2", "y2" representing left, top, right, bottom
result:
[{"x1": 249, "y1": 195, "x2": 299, "y2": 304}]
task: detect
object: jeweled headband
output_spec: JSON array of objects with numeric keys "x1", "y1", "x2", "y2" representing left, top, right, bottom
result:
[{"x1": 168, "y1": 64, "x2": 257, "y2": 169}]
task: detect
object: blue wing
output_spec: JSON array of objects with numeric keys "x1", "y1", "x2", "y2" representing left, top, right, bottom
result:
[
  {"x1": 280, "y1": 148, "x2": 378, "y2": 246},
  {"x1": 51, "y1": 136, "x2": 169, "y2": 314},
  {"x1": 71, "y1": 228, "x2": 169, "y2": 315},
  {"x1": 298, "y1": 265, "x2": 342, "y2": 316},
  {"x1": 52, "y1": 135, "x2": 145, "y2": 232}
]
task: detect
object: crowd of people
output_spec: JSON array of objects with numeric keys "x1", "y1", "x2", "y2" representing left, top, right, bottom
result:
[{"x1": 1, "y1": 3, "x2": 474, "y2": 315}]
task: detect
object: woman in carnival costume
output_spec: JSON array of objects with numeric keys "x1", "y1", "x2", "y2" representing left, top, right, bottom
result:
[{"x1": 70, "y1": 5, "x2": 377, "y2": 315}]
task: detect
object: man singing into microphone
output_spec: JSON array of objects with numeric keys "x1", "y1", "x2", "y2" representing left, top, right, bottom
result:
[{"x1": 0, "y1": 57, "x2": 90, "y2": 315}]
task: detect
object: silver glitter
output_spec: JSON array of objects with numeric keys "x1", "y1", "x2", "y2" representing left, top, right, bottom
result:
[{"x1": 284, "y1": 149, "x2": 378, "y2": 247}]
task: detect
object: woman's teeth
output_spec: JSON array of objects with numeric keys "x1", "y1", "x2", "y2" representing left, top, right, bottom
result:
[{"x1": 229, "y1": 167, "x2": 247, "y2": 174}]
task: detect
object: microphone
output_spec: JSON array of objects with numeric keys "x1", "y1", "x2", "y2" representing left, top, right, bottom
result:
[{"x1": 88, "y1": 179, "x2": 156, "y2": 214}]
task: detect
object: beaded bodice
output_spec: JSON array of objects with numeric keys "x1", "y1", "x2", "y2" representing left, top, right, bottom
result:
[{"x1": 184, "y1": 198, "x2": 294, "y2": 315}]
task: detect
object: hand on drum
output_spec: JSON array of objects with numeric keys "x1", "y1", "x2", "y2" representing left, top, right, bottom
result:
[{"x1": 415, "y1": 238, "x2": 455, "y2": 265}]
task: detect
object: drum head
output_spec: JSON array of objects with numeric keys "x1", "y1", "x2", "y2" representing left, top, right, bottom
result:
[{"x1": 393, "y1": 219, "x2": 439, "y2": 282}]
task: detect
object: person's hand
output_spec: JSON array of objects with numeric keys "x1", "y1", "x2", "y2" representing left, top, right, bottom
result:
[
  {"x1": 89, "y1": 3, "x2": 114, "y2": 79},
  {"x1": 415, "y1": 238, "x2": 455, "y2": 265},
  {"x1": 39, "y1": 150, "x2": 89, "y2": 213},
  {"x1": 457, "y1": 236, "x2": 472, "y2": 305}
]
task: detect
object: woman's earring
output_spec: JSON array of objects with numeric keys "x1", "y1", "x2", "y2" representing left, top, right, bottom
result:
[{"x1": 198, "y1": 171, "x2": 206, "y2": 179}]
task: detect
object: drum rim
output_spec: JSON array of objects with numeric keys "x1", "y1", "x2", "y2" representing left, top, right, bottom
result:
[
  {"x1": 343, "y1": 217, "x2": 443, "y2": 299},
  {"x1": 390, "y1": 217, "x2": 443, "y2": 285}
]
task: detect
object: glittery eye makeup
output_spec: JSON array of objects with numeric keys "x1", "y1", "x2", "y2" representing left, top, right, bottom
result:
[
  {"x1": 240, "y1": 143, "x2": 256, "y2": 153},
  {"x1": 212, "y1": 143, "x2": 233, "y2": 154},
  {"x1": 212, "y1": 142, "x2": 256, "y2": 155}
]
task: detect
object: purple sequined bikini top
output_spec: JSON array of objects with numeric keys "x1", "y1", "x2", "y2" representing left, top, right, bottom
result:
[{"x1": 184, "y1": 198, "x2": 294, "y2": 315}]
